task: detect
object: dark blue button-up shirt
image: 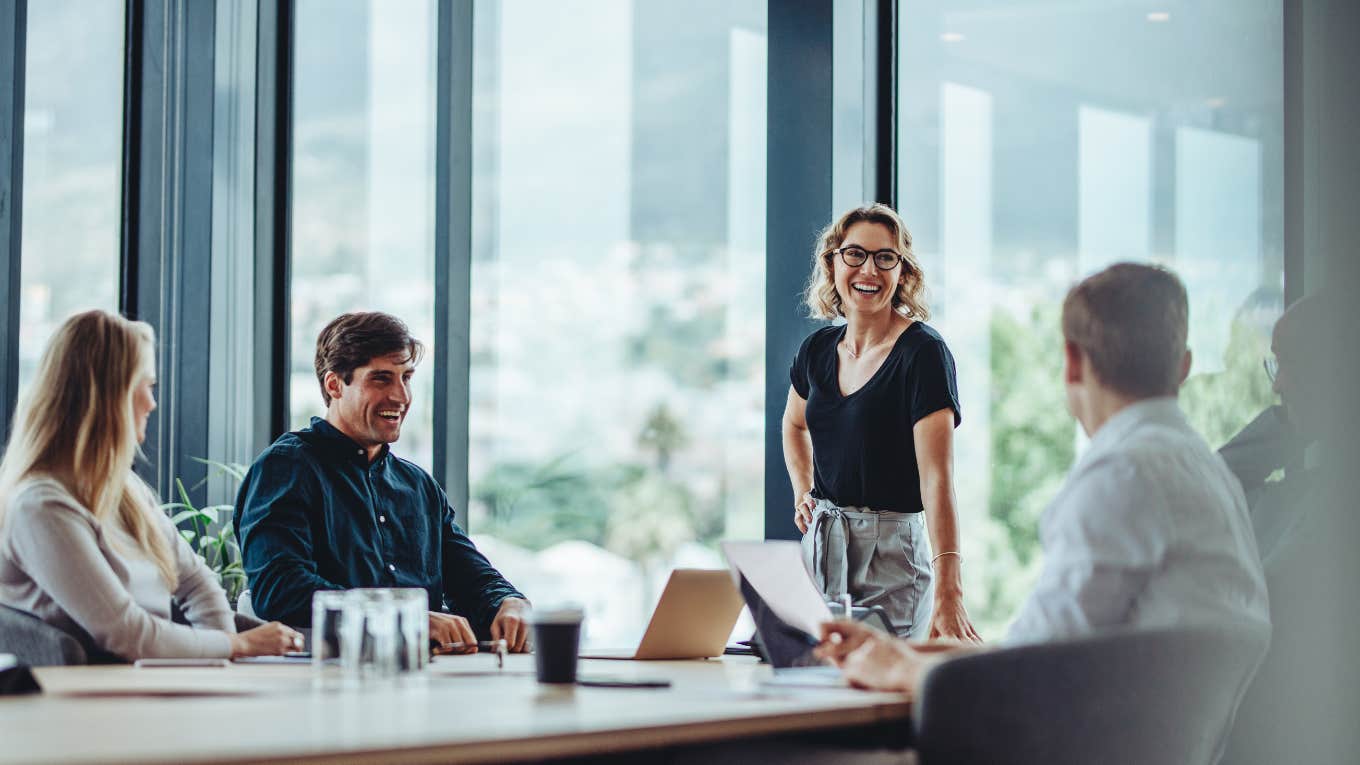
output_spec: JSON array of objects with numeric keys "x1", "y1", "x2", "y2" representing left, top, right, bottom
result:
[{"x1": 234, "y1": 417, "x2": 524, "y2": 632}]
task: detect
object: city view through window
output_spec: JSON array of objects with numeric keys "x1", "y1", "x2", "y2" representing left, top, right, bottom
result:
[
  {"x1": 466, "y1": 0, "x2": 769, "y2": 646},
  {"x1": 900, "y1": 1, "x2": 1283, "y2": 637}
]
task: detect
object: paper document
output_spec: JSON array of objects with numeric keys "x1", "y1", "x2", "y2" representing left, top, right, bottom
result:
[{"x1": 721, "y1": 541, "x2": 832, "y2": 637}]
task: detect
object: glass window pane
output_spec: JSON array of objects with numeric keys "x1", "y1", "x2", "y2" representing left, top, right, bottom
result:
[
  {"x1": 468, "y1": 0, "x2": 768, "y2": 647},
  {"x1": 18, "y1": 0, "x2": 125, "y2": 387},
  {"x1": 898, "y1": 2, "x2": 1284, "y2": 638},
  {"x1": 289, "y1": 0, "x2": 437, "y2": 467}
]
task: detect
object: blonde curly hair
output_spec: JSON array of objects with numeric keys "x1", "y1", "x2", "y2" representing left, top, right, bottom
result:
[{"x1": 803, "y1": 203, "x2": 929, "y2": 321}]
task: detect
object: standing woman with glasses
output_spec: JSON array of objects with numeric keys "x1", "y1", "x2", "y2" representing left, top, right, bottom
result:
[
  {"x1": 783, "y1": 204, "x2": 979, "y2": 641},
  {"x1": 0, "y1": 310, "x2": 301, "y2": 660}
]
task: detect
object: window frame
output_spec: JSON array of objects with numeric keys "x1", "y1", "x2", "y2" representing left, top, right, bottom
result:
[{"x1": 0, "y1": 0, "x2": 26, "y2": 444}]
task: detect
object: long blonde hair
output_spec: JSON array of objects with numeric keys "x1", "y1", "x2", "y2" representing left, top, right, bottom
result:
[
  {"x1": 0, "y1": 310, "x2": 176, "y2": 587},
  {"x1": 804, "y1": 203, "x2": 930, "y2": 320}
]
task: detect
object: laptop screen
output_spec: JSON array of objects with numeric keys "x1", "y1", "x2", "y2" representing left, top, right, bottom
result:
[{"x1": 737, "y1": 574, "x2": 830, "y2": 669}]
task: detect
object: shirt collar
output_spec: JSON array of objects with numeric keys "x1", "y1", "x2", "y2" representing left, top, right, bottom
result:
[
  {"x1": 1084, "y1": 396, "x2": 1186, "y2": 459},
  {"x1": 308, "y1": 416, "x2": 390, "y2": 466}
]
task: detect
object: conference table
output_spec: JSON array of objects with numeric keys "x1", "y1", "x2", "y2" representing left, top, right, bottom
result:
[{"x1": 0, "y1": 655, "x2": 913, "y2": 763}]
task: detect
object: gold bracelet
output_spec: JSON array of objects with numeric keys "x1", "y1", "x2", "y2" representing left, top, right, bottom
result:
[{"x1": 931, "y1": 550, "x2": 961, "y2": 565}]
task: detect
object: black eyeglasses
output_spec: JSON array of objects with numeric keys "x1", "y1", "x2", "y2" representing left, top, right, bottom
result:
[
  {"x1": 836, "y1": 245, "x2": 903, "y2": 271},
  {"x1": 1263, "y1": 357, "x2": 1278, "y2": 384}
]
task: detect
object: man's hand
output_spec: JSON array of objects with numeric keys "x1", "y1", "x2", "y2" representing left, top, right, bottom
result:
[
  {"x1": 840, "y1": 633, "x2": 923, "y2": 693},
  {"x1": 793, "y1": 492, "x2": 816, "y2": 534},
  {"x1": 815, "y1": 618, "x2": 879, "y2": 662},
  {"x1": 429, "y1": 611, "x2": 477, "y2": 653},
  {"x1": 816, "y1": 618, "x2": 918, "y2": 693},
  {"x1": 490, "y1": 597, "x2": 531, "y2": 653}
]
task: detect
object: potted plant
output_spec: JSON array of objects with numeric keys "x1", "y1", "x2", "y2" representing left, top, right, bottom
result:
[{"x1": 161, "y1": 459, "x2": 248, "y2": 609}]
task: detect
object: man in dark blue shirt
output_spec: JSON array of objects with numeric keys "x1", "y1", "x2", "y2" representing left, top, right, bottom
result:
[{"x1": 235, "y1": 312, "x2": 529, "y2": 651}]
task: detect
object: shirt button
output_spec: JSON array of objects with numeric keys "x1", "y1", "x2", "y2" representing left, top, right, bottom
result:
[
  {"x1": 379, "y1": 515, "x2": 386, "y2": 523},
  {"x1": 388, "y1": 563, "x2": 396, "y2": 572}
]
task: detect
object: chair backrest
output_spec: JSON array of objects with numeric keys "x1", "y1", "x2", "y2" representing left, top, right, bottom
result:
[
  {"x1": 913, "y1": 625, "x2": 1269, "y2": 765},
  {"x1": 236, "y1": 588, "x2": 257, "y2": 619},
  {"x1": 0, "y1": 604, "x2": 88, "y2": 666},
  {"x1": 170, "y1": 597, "x2": 264, "y2": 635}
]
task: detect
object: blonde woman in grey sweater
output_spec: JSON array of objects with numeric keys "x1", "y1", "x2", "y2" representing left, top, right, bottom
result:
[{"x1": 0, "y1": 310, "x2": 300, "y2": 660}]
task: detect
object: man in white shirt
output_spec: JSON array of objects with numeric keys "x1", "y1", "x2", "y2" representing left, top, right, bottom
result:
[{"x1": 819, "y1": 262, "x2": 1269, "y2": 690}]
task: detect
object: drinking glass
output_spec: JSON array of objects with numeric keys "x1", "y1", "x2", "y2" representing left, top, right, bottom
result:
[{"x1": 392, "y1": 588, "x2": 430, "y2": 672}]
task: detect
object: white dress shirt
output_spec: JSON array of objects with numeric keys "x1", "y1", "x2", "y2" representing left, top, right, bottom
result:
[{"x1": 1006, "y1": 398, "x2": 1270, "y2": 644}]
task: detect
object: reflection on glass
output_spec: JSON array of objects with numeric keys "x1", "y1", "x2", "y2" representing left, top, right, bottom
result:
[
  {"x1": 468, "y1": 0, "x2": 768, "y2": 646},
  {"x1": 899, "y1": 2, "x2": 1284, "y2": 638},
  {"x1": 18, "y1": 0, "x2": 124, "y2": 388},
  {"x1": 289, "y1": 0, "x2": 436, "y2": 467}
]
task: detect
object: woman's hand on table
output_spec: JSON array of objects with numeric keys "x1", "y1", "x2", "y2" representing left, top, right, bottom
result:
[
  {"x1": 927, "y1": 593, "x2": 981, "y2": 643},
  {"x1": 229, "y1": 622, "x2": 305, "y2": 658}
]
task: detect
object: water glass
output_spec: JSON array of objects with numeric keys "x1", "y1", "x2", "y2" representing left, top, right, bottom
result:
[
  {"x1": 311, "y1": 590, "x2": 350, "y2": 668},
  {"x1": 392, "y1": 588, "x2": 430, "y2": 672},
  {"x1": 342, "y1": 589, "x2": 399, "y2": 682},
  {"x1": 312, "y1": 588, "x2": 430, "y2": 688}
]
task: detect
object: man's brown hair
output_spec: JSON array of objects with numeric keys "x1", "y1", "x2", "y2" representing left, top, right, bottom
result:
[
  {"x1": 314, "y1": 312, "x2": 425, "y2": 407},
  {"x1": 1062, "y1": 262, "x2": 1188, "y2": 398}
]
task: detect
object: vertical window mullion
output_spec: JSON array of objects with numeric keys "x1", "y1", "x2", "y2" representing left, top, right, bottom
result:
[
  {"x1": 118, "y1": 0, "x2": 142, "y2": 316},
  {"x1": 119, "y1": 0, "x2": 218, "y2": 505},
  {"x1": 765, "y1": 1, "x2": 835, "y2": 541},
  {"x1": 0, "y1": 0, "x2": 26, "y2": 440},
  {"x1": 874, "y1": 0, "x2": 896, "y2": 206},
  {"x1": 254, "y1": 0, "x2": 293, "y2": 447},
  {"x1": 433, "y1": 0, "x2": 474, "y2": 528}
]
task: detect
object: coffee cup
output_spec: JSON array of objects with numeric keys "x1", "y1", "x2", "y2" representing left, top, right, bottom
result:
[{"x1": 530, "y1": 605, "x2": 584, "y2": 684}]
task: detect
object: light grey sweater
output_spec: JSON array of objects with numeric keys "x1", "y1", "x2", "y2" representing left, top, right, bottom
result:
[{"x1": 0, "y1": 477, "x2": 235, "y2": 659}]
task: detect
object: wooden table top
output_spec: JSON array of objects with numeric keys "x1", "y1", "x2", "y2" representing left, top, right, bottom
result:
[{"x1": 0, "y1": 655, "x2": 911, "y2": 764}]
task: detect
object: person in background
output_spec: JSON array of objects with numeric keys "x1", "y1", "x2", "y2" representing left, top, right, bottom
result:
[
  {"x1": 235, "y1": 311, "x2": 530, "y2": 652},
  {"x1": 1225, "y1": 290, "x2": 1350, "y2": 765},
  {"x1": 0, "y1": 310, "x2": 299, "y2": 660},
  {"x1": 1220, "y1": 291, "x2": 1330, "y2": 564},
  {"x1": 819, "y1": 263, "x2": 1269, "y2": 697},
  {"x1": 782, "y1": 203, "x2": 978, "y2": 641}
]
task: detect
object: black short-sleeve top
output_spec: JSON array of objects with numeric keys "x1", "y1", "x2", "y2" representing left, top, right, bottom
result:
[{"x1": 790, "y1": 322, "x2": 962, "y2": 514}]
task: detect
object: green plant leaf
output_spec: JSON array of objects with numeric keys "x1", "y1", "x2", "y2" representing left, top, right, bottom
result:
[
  {"x1": 169, "y1": 509, "x2": 203, "y2": 526},
  {"x1": 161, "y1": 457, "x2": 252, "y2": 595},
  {"x1": 175, "y1": 479, "x2": 194, "y2": 509},
  {"x1": 190, "y1": 457, "x2": 249, "y2": 483}
]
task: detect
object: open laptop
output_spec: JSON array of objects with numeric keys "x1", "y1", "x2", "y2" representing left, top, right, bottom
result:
[
  {"x1": 579, "y1": 569, "x2": 745, "y2": 660},
  {"x1": 722, "y1": 541, "x2": 847, "y2": 686}
]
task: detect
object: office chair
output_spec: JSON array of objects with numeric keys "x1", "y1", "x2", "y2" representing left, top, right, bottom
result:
[
  {"x1": 1, "y1": 600, "x2": 264, "y2": 670},
  {"x1": 912, "y1": 624, "x2": 1268, "y2": 765},
  {"x1": 169, "y1": 598, "x2": 265, "y2": 633},
  {"x1": 0, "y1": 604, "x2": 88, "y2": 666}
]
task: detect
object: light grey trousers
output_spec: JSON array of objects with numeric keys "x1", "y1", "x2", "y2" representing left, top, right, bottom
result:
[{"x1": 800, "y1": 498, "x2": 934, "y2": 638}]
